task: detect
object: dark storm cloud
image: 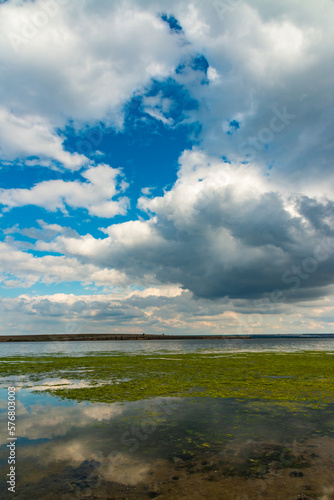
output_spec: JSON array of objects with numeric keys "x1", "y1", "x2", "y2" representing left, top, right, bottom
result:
[{"x1": 45, "y1": 151, "x2": 334, "y2": 304}]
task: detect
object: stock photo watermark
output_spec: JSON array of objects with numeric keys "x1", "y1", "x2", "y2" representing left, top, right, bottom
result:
[
  {"x1": 213, "y1": 0, "x2": 242, "y2": 20},
  {"x1": 6, "y1": 0, "x2": 70, "y2": 53},
  {"x1": 121, "y1": 400, "x2": 176, "y2": 453},
  {"x1": 237, "y1": 106, "x2": 296, "y2": 162},
  {"x1": 7, "y1": 386, "x2": 16, "y2": 494},
  {"x1": 237, "y1": 237, "x2": 334, "y2": 334},
  {"x1": 76, "y1": 97, "x2": 141, "y2": 156},
  {"x1": 76, "y1": 127, "x2": 105, "y2": 157}
]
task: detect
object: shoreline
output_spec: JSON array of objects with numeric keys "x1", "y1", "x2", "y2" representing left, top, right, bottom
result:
[{"x1": 0, "y1": 333, "x2": 334, "y2": 342}]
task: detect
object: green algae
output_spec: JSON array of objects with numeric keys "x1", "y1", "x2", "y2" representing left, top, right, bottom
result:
[{"x1": 0, "y1": 351, "x2": 333, "y2": 406}]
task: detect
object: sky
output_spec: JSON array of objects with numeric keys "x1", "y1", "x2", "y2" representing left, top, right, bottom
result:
[{"x1": 1, "y1": 0, "x2": 334, "y2": 335}]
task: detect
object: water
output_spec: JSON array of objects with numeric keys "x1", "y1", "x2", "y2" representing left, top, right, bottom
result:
[
  {"x1": 0, "y1": 388, "x2": 334, "y2": 499},
  {"x1": 1, "y1": 337, "x2": 334, "y2": 357},
  {"x1": 1, "y1": 339, "x2": 334, "y2": 499}
]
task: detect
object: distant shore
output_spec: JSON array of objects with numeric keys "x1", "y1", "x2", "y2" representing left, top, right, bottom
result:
[
  {"x1": 0, "y1": 333, "x2": 333, "y2": 342},
  {"x1": 0, "y1": 333, "x2": 247, "y2": 342}
]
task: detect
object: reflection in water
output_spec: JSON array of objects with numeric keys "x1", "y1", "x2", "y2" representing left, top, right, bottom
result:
[
  {"x1": 0, "y1": 389, "x2": 334, "y2": 499},
  {"x1": 0, "y1": 377, "x2": 111, "y2": 392}
]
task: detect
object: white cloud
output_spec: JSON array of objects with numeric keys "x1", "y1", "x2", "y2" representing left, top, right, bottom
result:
[
  {"x1": 0, "y1": 241, "x2": 127, "y2": 289},
  {"x1": 0, "y1": 164, "x2": 129, "y2": 217},
  {"x1": 0, "y1": 108, "x2": 87, "y2": 170},
  {"x1": 142, "y1": 92, "x2": 174, "y2": 125}
]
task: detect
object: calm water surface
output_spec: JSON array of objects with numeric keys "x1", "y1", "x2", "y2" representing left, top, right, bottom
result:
[
  {"x1": 1, "y1": 337, "x2": 334, "y2": 357},
  {"x1": 0, "y1": 389, "x2": 334, "y2": 499}
]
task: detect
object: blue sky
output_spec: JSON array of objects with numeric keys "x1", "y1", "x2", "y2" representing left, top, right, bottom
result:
[{"x1": 1, "y1": 0, "x2": 334, "y2": 335}]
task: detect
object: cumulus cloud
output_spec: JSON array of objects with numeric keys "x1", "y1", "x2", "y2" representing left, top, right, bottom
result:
[
  {"x1": 3, "y1": 219, "x2": 80, "y2": 241},
  {"x1": 0, "y1": 108, "x2": 87, "y2": 170},
  {"x1": 0, "y1": 164, "x2": 129, "y2": 217},
  {"x1": 0, "y1": 240, "x2": 127, "y2": 289},
  {"x1": 35, "y1": 150, "x2": 334, "y2": 303}
]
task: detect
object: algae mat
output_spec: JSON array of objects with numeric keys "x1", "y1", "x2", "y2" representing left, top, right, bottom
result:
[{"x1": 1, "y1": 351, "x2": 333, "y2": 406}]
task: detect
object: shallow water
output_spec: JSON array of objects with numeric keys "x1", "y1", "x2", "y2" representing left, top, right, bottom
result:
[
  {"x1": 1, "y1": 340, "x2": 334, "y2": 498},
  {"x1": 0, "y1": 387, "x2": 334, "y2": 499}
]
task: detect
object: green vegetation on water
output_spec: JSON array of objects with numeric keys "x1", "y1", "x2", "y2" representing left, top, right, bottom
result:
[{"x1": 1, "y1": 351, "x2": 333, "y2": 406}]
